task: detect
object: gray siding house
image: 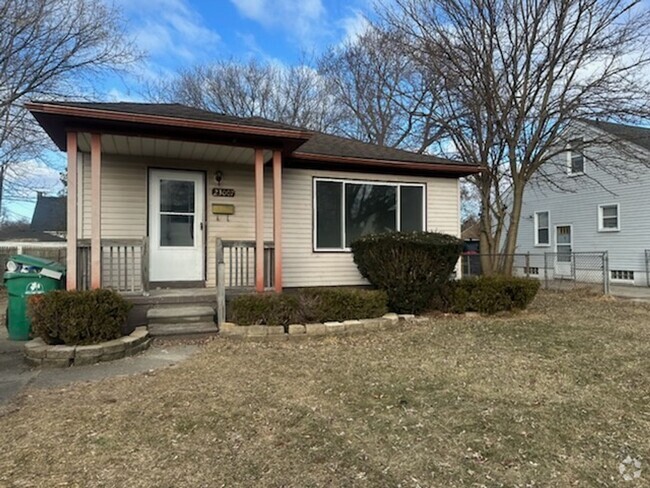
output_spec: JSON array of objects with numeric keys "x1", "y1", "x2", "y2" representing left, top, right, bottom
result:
[{"x1": 517, "y1": 120, "x2": 650, "y2": 287}]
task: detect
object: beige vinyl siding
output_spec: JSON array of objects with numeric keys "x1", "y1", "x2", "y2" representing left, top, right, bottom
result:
[
  {"x1": 80, "y1": 153, "x2": 460, "y2": 287},
  {"x1": 282, "y1": 168, "x2": 459, "y2": 287}
]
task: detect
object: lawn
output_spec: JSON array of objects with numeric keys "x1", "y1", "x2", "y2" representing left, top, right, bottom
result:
[{"x1": 0, "y1": 291, "x2": 649, "y2": 487}]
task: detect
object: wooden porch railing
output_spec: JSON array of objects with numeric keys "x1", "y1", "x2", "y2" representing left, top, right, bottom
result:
[
  {"x1": 77, "y1": 238, "x2": 149, "y2": 293},
  {"x1": 217, "y1": 239, "x2": 274, "y2": 289},
  {"x1": 215, "y1": 238, "x2": 274, "y2": 325}
]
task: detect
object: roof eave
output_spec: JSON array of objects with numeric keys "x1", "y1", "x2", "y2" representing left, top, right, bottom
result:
[
  {"x1": 25, "y1": 102, "x2": 314, "y2": 141},
  {"x1": 290, "y1": 152, "x2": 481, "y2": 176}
]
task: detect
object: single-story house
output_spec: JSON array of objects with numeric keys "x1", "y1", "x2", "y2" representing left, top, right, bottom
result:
[{"x1": 27, "y1": 101, "x2": 479, "y2": 301}]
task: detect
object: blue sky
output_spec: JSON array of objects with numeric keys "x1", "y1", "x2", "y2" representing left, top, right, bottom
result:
[
  {"x1": 108, "y1": 0, "x2": 373, "y2": 100},
  {"x1": 8, "y1": 0, "x2": 373, "y2": 221}
]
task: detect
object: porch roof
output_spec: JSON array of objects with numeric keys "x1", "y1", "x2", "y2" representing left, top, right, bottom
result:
[{"x1": 27, "y1": 101, "x2": 480, "y2": 176}]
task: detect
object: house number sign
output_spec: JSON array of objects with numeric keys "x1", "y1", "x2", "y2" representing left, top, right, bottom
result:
[{"x1": 212, "y1": 187, "x2": 236, "y2": 198}]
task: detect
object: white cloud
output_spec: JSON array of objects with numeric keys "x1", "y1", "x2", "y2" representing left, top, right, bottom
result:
[
  {"x1": 230, "y1": 0, "x2": 326, "y2": 44},
  {"x1": 339, "y1": 9, "x2": 371, "y2": 44},
  {"x1": 118, "y1": 0, "x2": 221, "y2": 68}
]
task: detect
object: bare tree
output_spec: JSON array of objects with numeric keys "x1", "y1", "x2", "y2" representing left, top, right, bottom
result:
[
  {"x1": 382, "y1": 0, "x2": 650, "y2": 274},
  {"x1": 0, "y1": 0, "x2": 138, "y2": 219},
  {"x1": 149, "y1": 59, "x2": 343, "y2": 132},
  {"x1": 319, "y1": 28, "x2": 445, "y2": 152}
]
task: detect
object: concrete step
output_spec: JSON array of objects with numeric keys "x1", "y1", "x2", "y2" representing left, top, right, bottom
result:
[
  {"x1": 148, "y1": 321, "x2": 218, "y2": 337},
  {"x1": 147, "y1": 306, "x2": 215, "y2": 324}
]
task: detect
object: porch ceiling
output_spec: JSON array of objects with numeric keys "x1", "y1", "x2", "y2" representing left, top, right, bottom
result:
[{"x1": 76, "y1": 133, "x2": 270, "y2": 164}]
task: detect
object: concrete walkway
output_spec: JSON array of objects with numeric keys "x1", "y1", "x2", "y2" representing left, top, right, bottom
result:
[{"x1": 0, "y1": 327, "x2": 199, "y2": 409}]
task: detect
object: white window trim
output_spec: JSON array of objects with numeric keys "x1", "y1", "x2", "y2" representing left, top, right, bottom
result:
[
  {"x1": 598, "y1": 203, "x2": 620, "y2": 232},
  {"x1": 534, "y1": 210, "x2": 551, "y2": 247},
  {"x1": 312, "y1": 177, "x2": 427, "y2": 252},
  {"x1": 566, "y1": 139, "x2": 585, "y2": 176}
]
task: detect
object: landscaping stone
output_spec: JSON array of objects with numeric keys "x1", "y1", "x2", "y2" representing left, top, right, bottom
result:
[
  {"x1": 324, "y1": 322, "x2": 345, "y2": 334},
  {"x1": 305, "y1": 323, "x2": 328, "y2": 335},
  {"x1": 288, "y1": 324, "x2": 306, "y2": 335},
  {"x1": 343, "y1": 320, "x2": 365, "y2": 334},
  {"x1": 267, "y1": 325, "x2": 285, "y2": 335},
  {"x1": 245, "y1": 325, "x2": 268, "y2": 337},
  {"x1": 383, "y1": 313, "x2": 399, "y2": 322},
  {"x1": 24, "y1": 338, "x2": 48, "y2": 360},
  {"x1": 75, "y1": 344, "x2": 104, "y2": 359},
  {"x1": 22, "y1": 329, "x2": 151, "y2": 368},
  {"x1": 219, "y1": 322, "x2": 237, "y2": 333},
  {"x1": 398, "y1": 314, "x2": 415, "y2": 322},
  {"x1": 101, "y1": 339, "x2": 126, "y2": 355},
  {"x1": 360, "y1": 318, "x2": 383, "y2": 330},
  {"x1": 46, "y1": 345, "x2": 75, "y2": 360}
]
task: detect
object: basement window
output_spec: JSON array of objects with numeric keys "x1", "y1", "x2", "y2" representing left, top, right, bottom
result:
[{"x1": 611, "y1": 270, "x2": 634, "y2": 282}]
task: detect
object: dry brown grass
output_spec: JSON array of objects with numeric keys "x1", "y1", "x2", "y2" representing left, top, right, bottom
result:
[{"x1": 1, "y1": 291, "x2": 649, "y2": 487}]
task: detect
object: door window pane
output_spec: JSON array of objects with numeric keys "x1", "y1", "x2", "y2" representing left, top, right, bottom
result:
[
  {"x1": 160, "y1": 180, "x2": 195, "y2": 213},
  {"x1": 160, "y1": 215, "x2": 194, "y2": 247},
  {"x1": 315, "y1": 180, "x2": 343, "y2": 248},
  {"x1": 400, "y1": 186, "x2": 424, "y2": 232},
  {"x1": 345, "y1": 183, "x2": 396, "y2": 247}
]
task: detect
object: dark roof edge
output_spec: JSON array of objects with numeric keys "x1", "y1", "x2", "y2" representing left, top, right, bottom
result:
[
  {"x1": 290, "y1": 152, "x2": 481, "y2": 175},
  {"x1": 25, "y1": 101, "x2": 314, "y2": 140}
]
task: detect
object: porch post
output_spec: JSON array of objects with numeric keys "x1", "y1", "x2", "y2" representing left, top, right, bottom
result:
[
  {"x1": 254, "y1": 148, "x2": 264, "y2": 292},
  {"x1": 66, "y1": 132, "x2": 78, "y2": 290},
  {"x1": 273, "y1": 150, "x2": 282, "y2": 292},
  {"x1": 90, "y1": 133, "x2": 102, "y2": 289}
]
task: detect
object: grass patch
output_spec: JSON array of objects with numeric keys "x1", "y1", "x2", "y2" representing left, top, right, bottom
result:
[{"x1": 0, "y1": 291, "x2": 649, "y2": 486}]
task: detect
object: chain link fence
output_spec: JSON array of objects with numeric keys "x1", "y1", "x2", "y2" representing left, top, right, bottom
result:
[{"x1": 461, "y1": 251, "x2": 609, "y2": 294}]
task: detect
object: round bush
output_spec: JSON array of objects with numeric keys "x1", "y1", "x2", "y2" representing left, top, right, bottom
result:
[
  {"x1": 29, "y1": 289, "x2": 131, "y2": 345},
  {"x1": 351, "y1": 231, "x2": 463, "y2": 313}
]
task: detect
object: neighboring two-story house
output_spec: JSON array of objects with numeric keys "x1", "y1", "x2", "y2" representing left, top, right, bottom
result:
[{"x1": 517, "y1": 119, "x2": 650, "y2": 287}]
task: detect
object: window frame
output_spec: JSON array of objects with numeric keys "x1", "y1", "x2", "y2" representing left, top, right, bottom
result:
[
  {"x1": 611, "y1": 270, "x2": 634, "y2": 282},
  {"x1": 598, "y1": 203, "x2": 620, "y2": 232},
  {"x1": 534, "y1": 210, "x2": 551, "y2": 247},
  {"x1": 566, "y1": 138, "x2": 585, "y2": 176},
  {"x1": 312, "y1": 177, "x2": 427, "y2": 252}
]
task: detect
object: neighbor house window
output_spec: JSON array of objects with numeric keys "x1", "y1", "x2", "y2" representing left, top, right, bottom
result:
[
  {"x1": 598, "y1": 204, "x2": 620, "y2": 231},
  {"x1": 314, "y1": 178, "x2": 425, "y2": 250},
  {"x1": 534, "y1": 211, "x2": 550, "y2": 246},
  {"x1": 567, "y1": 138, "x2": 585, "y2": 175},
  {"x1": 611, "y1": 270, "x2": 634, "y2": 281}
]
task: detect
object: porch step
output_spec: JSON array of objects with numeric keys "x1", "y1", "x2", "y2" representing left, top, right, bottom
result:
[
  {"x1": 148, "y1": 321, "x2": 218, "y2": 337},
  {"x1": 147, "y1": 306, "x2": 215, "y2": 324}
]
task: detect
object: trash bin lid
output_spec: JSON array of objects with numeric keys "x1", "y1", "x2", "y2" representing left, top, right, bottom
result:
[{"x1": 8, "y1": 254, "x2": 66, "y2": 273}]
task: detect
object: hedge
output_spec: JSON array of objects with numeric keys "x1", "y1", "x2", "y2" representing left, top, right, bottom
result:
[
  {"x1": 229, "y1": 288, "x2": 388, "y2": 326},
  {"x1": 29, "y1": 289, "x2": 131, "y2": 345},
  {"x1": 351, "y1": 231, "x2": 463, "y2": 314},
  {"x1": 447, "y1": 276, "x2": 541, "y2": 314}
]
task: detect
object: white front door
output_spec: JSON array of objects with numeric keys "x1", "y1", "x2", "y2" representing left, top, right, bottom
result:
[
  {"x1": 149, "y1": 169, "x2": 205, "y2": 283},
  {"x1": 555, "y1": 225, "x2": 573, "y2": 277}
]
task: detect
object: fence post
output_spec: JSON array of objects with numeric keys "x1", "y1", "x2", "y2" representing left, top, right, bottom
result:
[
  {"x1": 645, "y1": 250, "x2": 650, "y2": 287},
  {"x1": 141, "y1": 236, "x2": 149, "y2": 296},
  {"x1": 544, "y1": 253, "x2": 549, "y2": 289},
  {"x1": 525, "y1": 252, "x2": 530, "y2": 277},
  {"x1": 603, "y1": 251, "x2": 609, "y2": 295},
  {"x1": 216, "y1": 238, "x2": 226, "y2": 327}
]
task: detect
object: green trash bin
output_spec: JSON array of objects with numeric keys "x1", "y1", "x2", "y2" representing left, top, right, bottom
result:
[{"x1": 4, "y1": 255, "x2": 66, "y2": 341}]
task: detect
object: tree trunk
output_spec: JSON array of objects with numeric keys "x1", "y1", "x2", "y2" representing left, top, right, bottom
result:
[{"x1": 501, "y1": 183, "x2": 525, "y2": 276}]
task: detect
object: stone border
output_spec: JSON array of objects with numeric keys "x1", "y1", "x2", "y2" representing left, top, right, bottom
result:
[
  {"x1": 24, "y1": 327, "x2": 151, "y2": 368},
  {"x1": 219, "y1": 313, "x2": 430, "y2": 341}
]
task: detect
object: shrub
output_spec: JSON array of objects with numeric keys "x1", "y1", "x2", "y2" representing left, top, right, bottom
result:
[
  {"x1": 301, "y1": 288, "x2": 388, "y2": 322},
  {"x1": 448, "y1": 276, "x2": 541, "y2": 314},
  {"x1": 229, "y1": 293, "x2": 300, "y2": 326},
  {"x1": 351, "y1": 231, "x2": 463, "y2": 314},
  {"x1": 229, "y1": 288, "x2": 388, "y2": 326},
  {"x1": 29, "y1": 289, "x2": 131, "y2": 345}
]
